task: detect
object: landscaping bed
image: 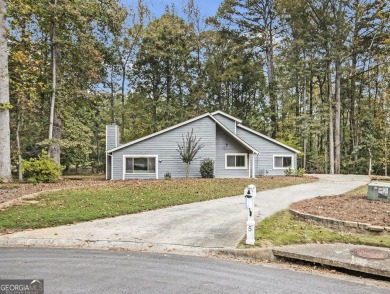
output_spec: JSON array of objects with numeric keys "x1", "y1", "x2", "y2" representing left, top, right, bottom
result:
[{"x1": 290, "y1": 185, "x2": 390, "y2": 227}]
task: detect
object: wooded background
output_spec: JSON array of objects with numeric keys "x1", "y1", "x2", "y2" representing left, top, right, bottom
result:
[{"x1": 2, "y1": 0, "x2": 390, "y2": 178}]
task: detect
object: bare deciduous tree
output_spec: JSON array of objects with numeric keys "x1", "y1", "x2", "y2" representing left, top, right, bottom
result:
[{"x1": 177, "y1": 129, "x2": 204, "y2": 178}]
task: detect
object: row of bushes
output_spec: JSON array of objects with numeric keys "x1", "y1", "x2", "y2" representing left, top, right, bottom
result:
[
  {"x1": 200, "y1": 159, "x2": 306, "y2": 178},
  {"x1": 166, "y1": 159, "x2": 305, "y2": 179}
]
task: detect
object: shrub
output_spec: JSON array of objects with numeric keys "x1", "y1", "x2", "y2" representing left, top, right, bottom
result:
[
  {"x1": 22, "y1": 151, "x2": 63, "y2": 183},
  {"x1": 164, "y1": 172, "x2": 171, "y2": 179},
  {"x1": 200, "y1": 158, "x2": 214, "y2": 178},
  {"x1": 284, "y1": 166, "x2": 293, "y2": 176},
  {"x1": 295, "y1": 168, "x2": 305, "y2": 177},
  {"x1": 0, "y1": 178, "x2": 3, "y2": 183}
]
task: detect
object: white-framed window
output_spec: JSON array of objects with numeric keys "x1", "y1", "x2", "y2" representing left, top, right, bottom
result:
[
  {"x1": 273, "y1": 155, "x2": 293, "y2": 169},
  {"x1": 225, "y1": 153, "x2": 247, "y2": 169},
  {"x1": 123, "y1": 155, "x2": 158, "y2": 175}
]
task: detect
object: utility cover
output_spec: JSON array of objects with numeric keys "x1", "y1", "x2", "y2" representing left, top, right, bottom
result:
[{"x1": 367, "y1": 182, "x2": 390, "y2": 201}]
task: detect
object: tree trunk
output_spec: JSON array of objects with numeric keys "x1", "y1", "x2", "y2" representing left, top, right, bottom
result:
[
  {"x1": 328, "y1": 63, "x2": 335, "y2": 174},
  {"x1": 0, "y1": 0, "x2": 12, "y2": 182},
  {"x1": 318, "y1": 75, "x2": 328, "y2": 173},
  {"x1": 48, "y1": 0, "x2": 60, "y2": 163},
  {"x1": 110, "y1": 70, "x2": 115, "y2": 123},
  {"x1": 16, "y1": 96, "x2": 23, "y2": 181},
  {"x1": 95, "y1": 129, "x2": 100, "y2": 173},
  {"x1": 266, "y1": 43, "x2": 277, "y2": 139},
  {"x1": 309, "y1": 67, "x2": 314, "y2": 154},
  {"x1": 263, "y1": 4, "x2": 277, "y2": 139},
  {"x1": 385, "y1": 134, "x2": 388, "y2": 177},
  {"x1": 166, "y1": 61, "x2": 172, "y2": 122},
  {"x1": 368, "y1": 148, "x2": 372, "y2": 176},
  {"x1": 302, "y1": 74, "x2": 307, "y2": 170},
  {"x1": 121, "y1": 64, "x2": 126, "y2": 139},
  {"x1": 324, "y1": 138, "x2": 328, "y2": 174},
  {"x1": 334, "y1": 58, "x2": 341, "y2": 174},
  {"x1": 50, "y1": 113, "x2": 62, "y2": 164}
]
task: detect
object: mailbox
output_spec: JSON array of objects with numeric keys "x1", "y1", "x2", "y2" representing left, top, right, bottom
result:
[
  {"x1": 244, "y1": 184, "x2": 256, "y2": 245},
  {"x1": 244, "y1": 184, "x2": 256, "y2": 209}
]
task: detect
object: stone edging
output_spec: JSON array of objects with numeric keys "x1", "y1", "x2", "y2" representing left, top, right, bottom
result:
[{"x1": 289, "y1": 209, "x2": 390, "y2": 236}]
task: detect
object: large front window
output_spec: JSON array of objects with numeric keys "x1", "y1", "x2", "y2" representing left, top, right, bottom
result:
[
  {"x1": 225, "y1": 153, "x2": 247, "y2": 169},
  {"x1": 126, "y1": 157, "x2": 156, "y2": 173},
  {"x1": 273, "y1": 156, "x2": 292, "y2": 169}
]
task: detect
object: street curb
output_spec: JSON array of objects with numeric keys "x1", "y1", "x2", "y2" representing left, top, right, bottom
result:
[
  {"x1": 209, "y1": 248, "x2": 276, "y2": 261},
  {"x1": 0, "y1": 237, "x2": 276, "y2": 260},
  {"x1": 0, "y1": 237, "x2": 214, "y2": 255},
  {"x1": 2, "y1": 237, "x2": 390, "y2": 280}
]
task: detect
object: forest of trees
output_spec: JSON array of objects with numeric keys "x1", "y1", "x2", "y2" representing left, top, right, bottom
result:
[{"x1": 0, "y1": 0, "x2": 389, "y2": 181}]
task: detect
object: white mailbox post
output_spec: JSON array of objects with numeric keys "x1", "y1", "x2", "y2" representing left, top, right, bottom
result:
[{"x1": 244, "y1": 184, "x2": 256, "y2": 245}]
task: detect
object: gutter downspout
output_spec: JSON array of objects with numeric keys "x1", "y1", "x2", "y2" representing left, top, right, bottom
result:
[{"x1": 106, "y1": 153, "x2": 113, "y2": 180}]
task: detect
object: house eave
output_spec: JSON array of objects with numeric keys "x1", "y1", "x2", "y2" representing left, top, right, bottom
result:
[
  {"x1": 106, "y1": 113, "x2": 213, "y2": 153},
  {"x1": 210, "y1": 116, "x2": 259, "y2": 154},
  {"x1": 106, "y1": 113, "x2": 260, "y2": 155},
  {"x1": 237, "y1": 124, "x2": 301, "y2": 154},
  {"x1": 211, "y1": 110, "x2": 243, "y2": 124}
]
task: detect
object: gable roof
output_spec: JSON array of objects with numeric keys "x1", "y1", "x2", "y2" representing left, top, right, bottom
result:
[
  {"x1": 212, "y1": 116, "x2": 258, "y2": 154},
  {"x1": 211, "y1": 111, "x2": 300, "y2": 153},
  {"x1": 211, "y1": 110, "x2": 242, "y2": 123},
  {"x1": 238, "y1": 124, "x2": 301, "y2": 154},
  {"x1": 106, "y1": 113, "x2": 259, "y2": 154}
]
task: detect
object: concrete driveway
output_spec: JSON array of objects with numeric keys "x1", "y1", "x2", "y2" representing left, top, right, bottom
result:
[{"x1": 0, "y1": 174, "x2": 370, "y2": 252}]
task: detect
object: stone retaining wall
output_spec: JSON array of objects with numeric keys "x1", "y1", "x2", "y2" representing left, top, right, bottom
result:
[{"x1": 289, "y1": 209, "x2": 390, "y2": 236}]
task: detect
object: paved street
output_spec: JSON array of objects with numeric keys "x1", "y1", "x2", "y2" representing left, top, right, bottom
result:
[
  {"x1": 0, "y1": 174, "x2": 370, "y2": 251},
  {"x1": 1, "y1": 248, "x2": 388, "y2": 294}
]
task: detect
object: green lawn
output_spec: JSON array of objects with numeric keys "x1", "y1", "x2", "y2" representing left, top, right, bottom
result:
[
  {"x1": 242, "y1": 210, "x2": 390, "y2": 248},
  {"x1": 0, "y1": 177, "x2": 313, "y2": 233}
]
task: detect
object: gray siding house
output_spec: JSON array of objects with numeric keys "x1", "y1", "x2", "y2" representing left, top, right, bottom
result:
[{"x1": 106, "y1": 111, "x2": 300, "y2": 180}]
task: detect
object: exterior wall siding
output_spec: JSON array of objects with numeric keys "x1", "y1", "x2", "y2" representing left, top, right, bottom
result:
[
  {"x1": 213, "y1": 113, "x2": 236, "y2": 134},
  {"x1": 110, "y1": 117, "x2": 216, "y2": 180},
  {"x1": 236, "y1": 126, "x2": 297, "y2": 176},
  {"x1": 215, "y1": 125, "x2": 250, "y2": 178}
]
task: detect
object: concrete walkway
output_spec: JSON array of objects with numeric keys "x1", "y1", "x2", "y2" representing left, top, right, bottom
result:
[{"x1": 0, "y1": 174, "x2": 370, "y2": 252}]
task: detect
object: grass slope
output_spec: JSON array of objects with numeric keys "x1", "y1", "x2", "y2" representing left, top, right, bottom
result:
[
  {"x1": 248, "y1": 210, "x2": 390, "y2": 248},
  {"x1": 0, "y1": 177, "x2": 313, "y2": 232},
  {"x1": 245, "y1": 184, "x2": 390, "y2": 248}
]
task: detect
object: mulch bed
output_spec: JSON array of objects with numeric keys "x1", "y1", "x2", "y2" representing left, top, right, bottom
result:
[{"x1": 290, "y1": 194, "x2": 390, "y2": 226}]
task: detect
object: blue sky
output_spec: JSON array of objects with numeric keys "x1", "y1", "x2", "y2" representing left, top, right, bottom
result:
[{"x1": 122, "y1": 0, "x2": 222, "y2": 19}]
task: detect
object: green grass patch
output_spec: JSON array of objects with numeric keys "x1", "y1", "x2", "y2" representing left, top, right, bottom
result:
[
  {"x1": 242, "y1": 210, "x2": 390, "y2": 248},
  {"x1": 0, "y1": 177, "x2": 313, "y2": 232},
  {"x1": 344, "y1": 184, "x2": 369, "y2": 196}
]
